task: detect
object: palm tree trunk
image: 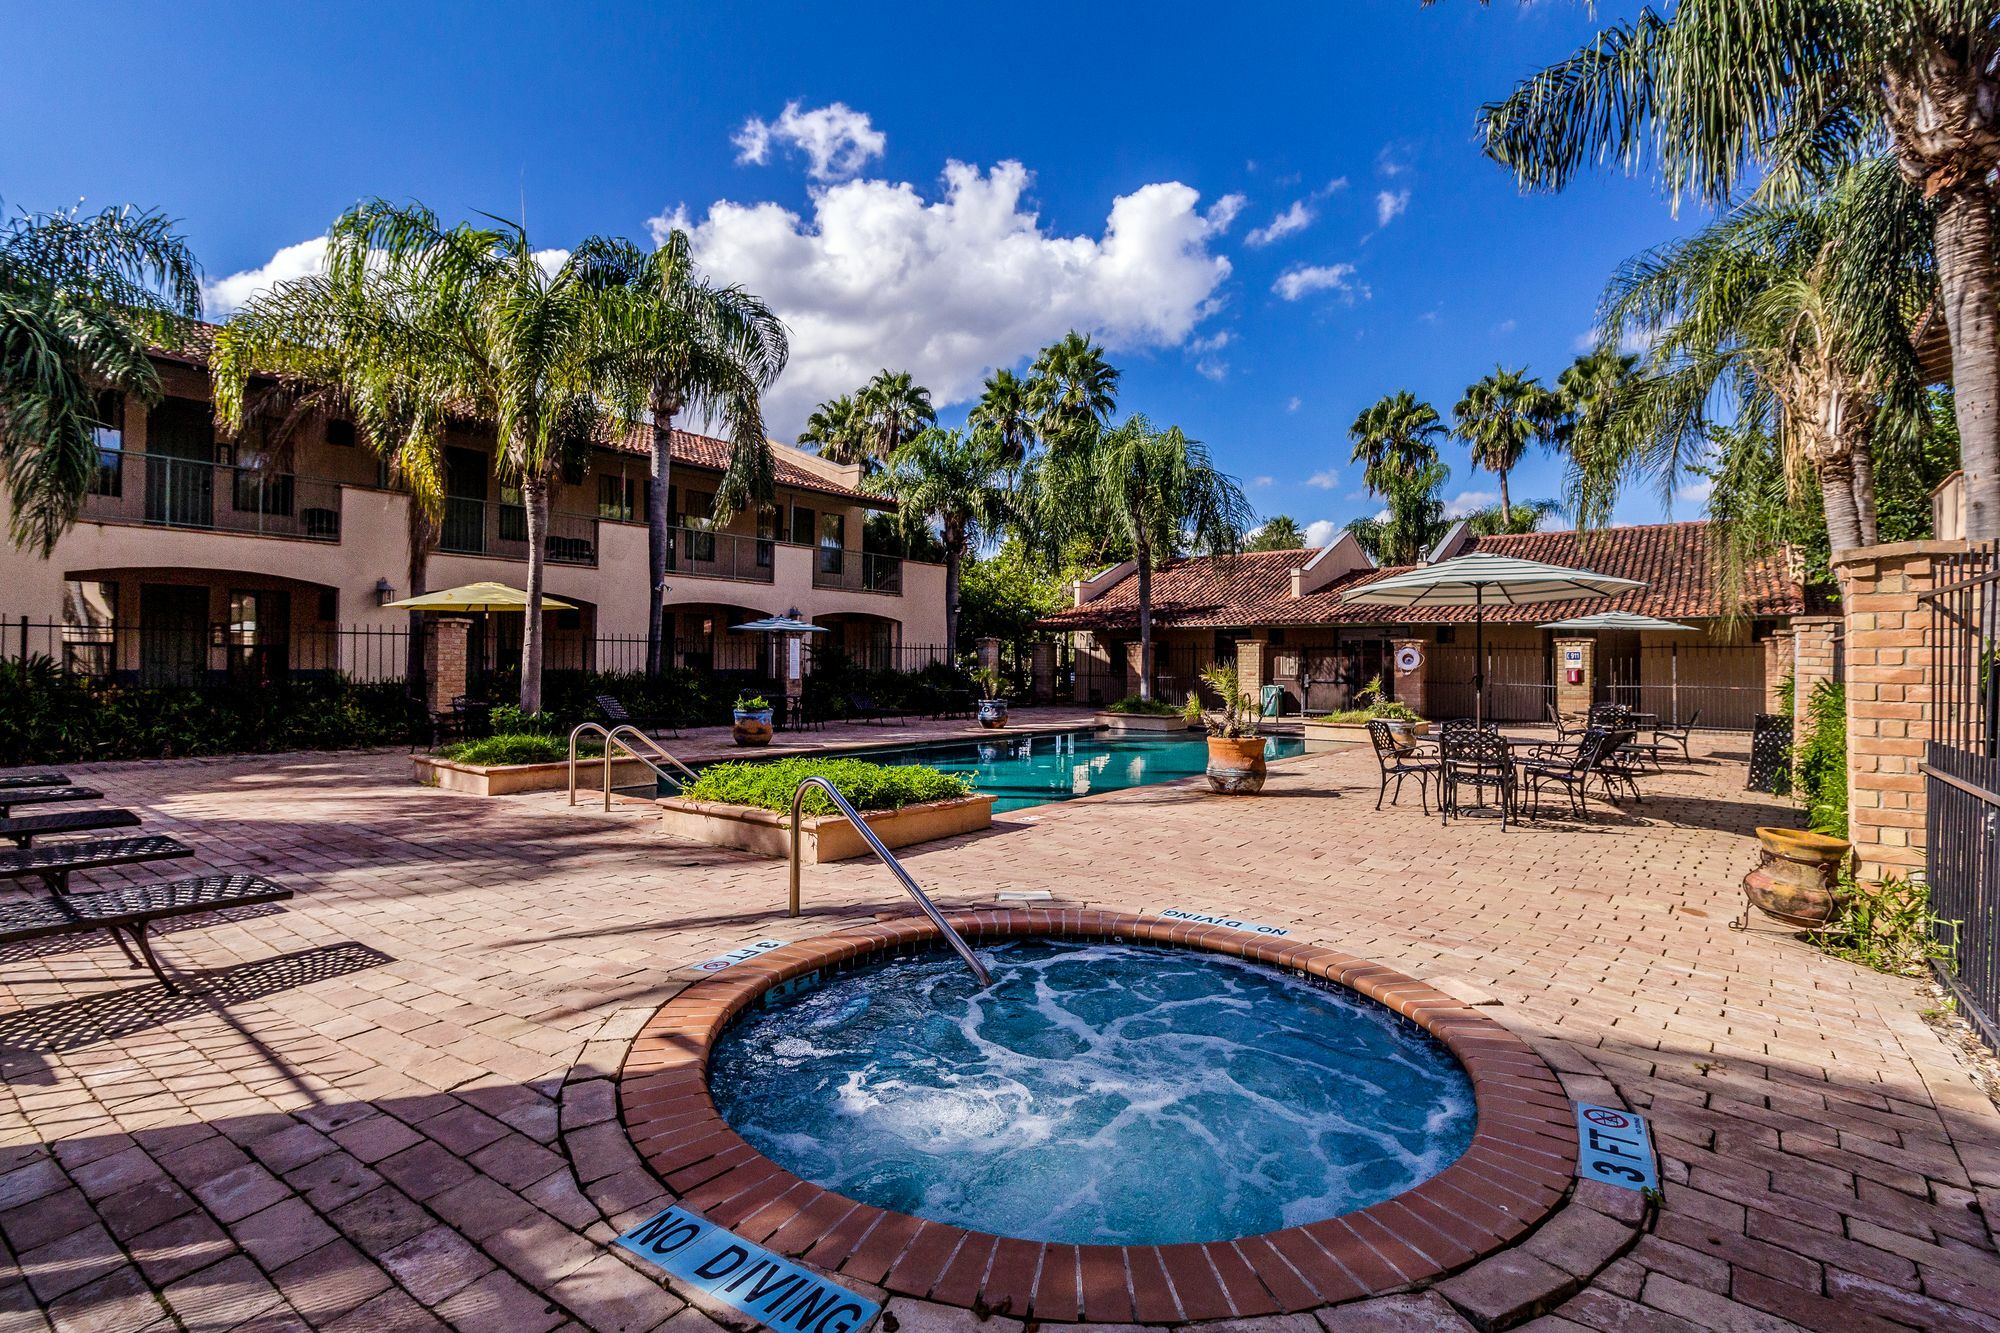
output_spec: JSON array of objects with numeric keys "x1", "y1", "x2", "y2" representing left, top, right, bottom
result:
[
  {"x1": 1935, "y1": 181, "x2": 2000, "y2": 540},
  {"x1": 1819, "y1": 453, "x2": 1864, "y2": 555},
  {"x1": 1135, "y1": 537, "x2": 1155, "y2": 703},
  {"x1": 1497, "y1": 467, "x2": 1512, "y2": 520},
  {"x1": 403, "y1": 508, "x2": 434, "y2": 693},
  {"x1": 645, "y1": 393, "x2": 678, "y2": 677},
  {"x1": 943, "y1": 539, "x2": 962, "y2": 657},
  {"x1": 520, "y1": 473, "x2": 550, "y2": 714},
  {"x1": 1850, "y1": 434, "x2": 1880, "y2": 547}
]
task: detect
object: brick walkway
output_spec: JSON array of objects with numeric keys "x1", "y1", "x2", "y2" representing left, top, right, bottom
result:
[{"x1": 2, "y1": 725, "x2": 1997, "y2": 1331}]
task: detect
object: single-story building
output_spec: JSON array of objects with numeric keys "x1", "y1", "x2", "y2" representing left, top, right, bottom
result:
[{"x1": 1037, "y1": 520, "x2": 1807, "y2": 729}]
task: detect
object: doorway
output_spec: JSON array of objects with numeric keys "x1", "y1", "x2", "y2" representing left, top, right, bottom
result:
[{"x1": 138, "y1": 584, "x2": 209, "y2": 685}]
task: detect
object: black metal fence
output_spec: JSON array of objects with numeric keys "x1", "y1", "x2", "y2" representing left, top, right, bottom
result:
[
  {"x1": 1922, "y1": 541, "x2": 2000, "y2": 1050},
  {"x1": 2, "y1": 615, "x2": 412, "y2": 685}
]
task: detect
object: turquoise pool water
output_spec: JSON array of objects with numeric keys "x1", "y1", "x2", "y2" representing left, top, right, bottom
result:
[
  {"x1": 849, "y1": 729, "x2": 1306, "y2": 813},
  {"x1": 710, "y1": 939, "x2": 1476, "y2": 1245}
]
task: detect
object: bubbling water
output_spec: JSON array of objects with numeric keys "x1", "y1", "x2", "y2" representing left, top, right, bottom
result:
[{"x1": 709, "y1": 939, "x2": 1475, "y2": 1245}]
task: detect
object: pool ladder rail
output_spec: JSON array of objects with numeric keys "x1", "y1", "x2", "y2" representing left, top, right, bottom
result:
[
  {"x1": 566, "y1": 724, "x2": 699, "y2": 810},
  {"x1": 788, "y1": 776, "x2": 992, "y2": 988}
]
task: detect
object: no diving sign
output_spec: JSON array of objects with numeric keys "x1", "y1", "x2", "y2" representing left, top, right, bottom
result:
[
  {"x1": 616, "y1": 1205, "x2": 879, "y2": 1333},
  {"x1": 1574, "y1": 1103, "x2": 1657, "y2": 1192}
]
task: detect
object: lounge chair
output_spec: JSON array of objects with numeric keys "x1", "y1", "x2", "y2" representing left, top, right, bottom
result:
[
  {"x1": 845, "y1": 693, "x2": 894, "y2": 725},
  {"x1": 597, "y1": 694, "x2": 677, "y2": 739},
  {"x1": 1653, "y1": 710, "x2": 1700, "y2": 762},
  {"x1": 0, "y1": 874, "x2": 293, "y2": 991}
]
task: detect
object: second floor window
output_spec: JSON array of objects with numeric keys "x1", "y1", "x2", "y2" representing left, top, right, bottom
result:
[
  {"x1": 90, "y1": 393, "x2": 124, "y2": 497},
  {"x1": 598, "y1": 474, "x2": 646, "y2": 523},
  {"x1": 819, "y1": 511, "x2": 845, "y2": 574}
]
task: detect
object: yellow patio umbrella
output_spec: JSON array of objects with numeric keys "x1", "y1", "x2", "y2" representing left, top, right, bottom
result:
[{"x1": 381, "y1": 581, "x2": 576, "y2": 612}]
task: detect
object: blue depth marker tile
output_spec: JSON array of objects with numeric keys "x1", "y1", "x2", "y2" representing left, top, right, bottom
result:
[{"x1": 1574, "y1": 1103, "x2": 1656, "y2": 1191}]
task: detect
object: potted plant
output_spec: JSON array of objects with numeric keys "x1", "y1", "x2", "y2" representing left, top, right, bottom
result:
[
  {"x1": 732, "y1": 693, "x2": 775, "y2": 747},
  {"x1": 1303, "y1": 674, "x2": 1428, "y2": 751},
  {"x1": 972, "y1": 667, "x2": 1009, "y2": 729},
  {"x1": 1183, "y1": 663, "x2": 1269, "y2": 794}
]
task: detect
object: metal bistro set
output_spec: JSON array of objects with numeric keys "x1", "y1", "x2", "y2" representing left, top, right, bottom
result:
[
  {"x1": 1369, "y1": 702, "x2": 1701, "y2": 828},
  {"x1": 0, "y1": 774, "x2": 293, "y2": 991}
]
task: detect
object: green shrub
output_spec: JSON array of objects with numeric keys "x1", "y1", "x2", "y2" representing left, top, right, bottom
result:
[
  {"x1": 489, "y1": 705, "x2": 562, "y2": 737},
  {"x1": 1811, "y1": 871, "x2": 1957, "y2": 977},
  {"x1": 683, "y1": 756, "x2": 972, "y2": 815},
  {"x1": 1104, "y1": 695, "x2": 1181, "y2": 716},
  {"x1": 436, "y1": 734, "x2": 571, "y2": 766},
  {"x1": 1310, "y1": 675, "x2": 1420, "y2": 724},
  {"x1": 1794, "y1": 679, "x2": 1847, "y2": 836}
]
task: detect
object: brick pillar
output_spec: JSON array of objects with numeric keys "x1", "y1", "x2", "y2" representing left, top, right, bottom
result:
[
  {"x1": 1029, "y1": 641, "x2": 1055, "y2": 703},
  {"x1": 1832, "y1": 541, "x2": 1964, "y2": 881},
  {"x1": 976, "y1": 636, "x2": 1001, "y2": 679},
  {"x1": 1554, "y1": 637, "x2": 1594, "y2": 725},
  {"x1": 1235, "y1": 638, "x2": 1268, "y2": 698},
  {"x1": 1763, "y1": 628, "x2": 1795, "y2": 714},
  {"x1": 1391, "y1": 637, "x2": 1428, "y2": 718},
  {"x1": 1790, "y1": 615, "x2": 1841, "y2": 744},
  {"x1": 423, "y1": 617, "x2": 469, "y2": 716}
]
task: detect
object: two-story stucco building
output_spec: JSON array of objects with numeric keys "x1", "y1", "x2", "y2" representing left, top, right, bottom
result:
[{"x1": 1, "y1": 339, "x2": 947, "y2": 686}]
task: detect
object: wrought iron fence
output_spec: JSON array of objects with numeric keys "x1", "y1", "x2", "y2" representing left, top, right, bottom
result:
[
  {"x1": 1427, "y1": 647, "x2": 1554, "y2": 724},
  {"x1": 1922, "y1": 540, "x2": 2000, "y2": 1050},
  {"x1": 1, "y1": 616, "x2": 413, "y2": 685},
  {"x1": 436, "y1": 497, "x2": 599, "y2": 566}
]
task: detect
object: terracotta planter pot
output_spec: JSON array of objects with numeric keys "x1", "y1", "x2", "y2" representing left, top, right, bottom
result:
[
  {"x1": 1205, "y1": 735, "x2": 1268, "y2": 795},
  {"x1": 1740, "y1": 826, "x2": 1851, "y2": 928},
  {"x1": 977, "y1": 699, "x2": 1010, "y2": 729},
  {"x1": 731, "y1": 709, "x2": 774, "y2": 747}
]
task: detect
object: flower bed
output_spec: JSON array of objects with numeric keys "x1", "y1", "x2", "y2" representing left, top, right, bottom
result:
[{"x1": 658, "y1": 757, "x2": 993, "y2": 862}]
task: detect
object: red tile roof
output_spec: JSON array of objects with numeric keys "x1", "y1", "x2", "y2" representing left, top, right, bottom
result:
[{"x1": 1038, "y1": 522, "x2": 1803, "y2": 632}]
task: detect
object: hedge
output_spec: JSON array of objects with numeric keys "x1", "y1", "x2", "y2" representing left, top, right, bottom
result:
[{"x1": 681, "y1": 756, "x2": 972, "y2": 815}]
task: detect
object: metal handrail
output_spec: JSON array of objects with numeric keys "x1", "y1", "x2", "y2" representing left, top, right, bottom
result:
[
  {"x1": 787, "y1": 776, "x2": 991, "y2": 987},
  {"x1": 567, "y1": 723, "x2": 698, "y2": 810}
]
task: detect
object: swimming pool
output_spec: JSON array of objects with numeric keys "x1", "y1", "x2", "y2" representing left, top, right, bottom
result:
[{"x1": 843, "y1": 729, "x2": 1306, "y2": 813}]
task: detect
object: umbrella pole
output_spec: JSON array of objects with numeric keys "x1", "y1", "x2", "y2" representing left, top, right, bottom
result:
[{"x1": 1474, "y1": 587, "x2": 1486, "y2": 728}]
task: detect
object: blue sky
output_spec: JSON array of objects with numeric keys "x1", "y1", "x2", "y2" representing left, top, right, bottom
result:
[{"x1": 6, "y1": 1, "x2": 1709, "y2": 541}]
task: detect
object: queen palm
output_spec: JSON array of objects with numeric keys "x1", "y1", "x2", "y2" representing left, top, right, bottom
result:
[
  {"x1": 1344, "y1": 459, "x2": 1451, "y2": 565},
  {"x1": 856, "y1": 370, "x2": 935, "y2": 462},
  {"x1": 1, "y1": 203, "x2": 202, "y2": 552},
  {"x1": 1473, "y1": 0, "x2": 2000, "y2": 538},
  {"x1": 1348, "y1": 390, "x2": 1447, "y2": 494},
  {"x1": 1029, "y1": 414, "x2": 1250, "y2": 701},
  {"x1": 1247, "y1": 514, "x2": 1308, "y2": 551},
  {"x1": 967, "y1": 367, "x2": 1037, "y2": 480},
  {"x1": 865, "y1": 428, "x2": 1009, "y2": 654},
  {"x1": 799, "y1": 394, "x2": 868, "y2": 465},
  {"x1": 1028, "y1": 331, "x2": 1119, "y2": 453},
  {"x1": 574, "y1": 230, "x2": 788, "y2": 677},
  {"x1": 1454, "y1": 366, "x2": 1553, "y2": 517},
  {"x1": 216, "y1": 199, "x2": 613, "y2": 713}
]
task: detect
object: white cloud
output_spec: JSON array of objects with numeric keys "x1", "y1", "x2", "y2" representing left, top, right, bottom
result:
[
  {"x1": 1273, "y1": 262, "x2": 1359, "y2": 301},
  {"x1": 204, "y1": 236, "x2": 328, "y2": 316},
  {"x1": 1306, "y1": 468, "x2": 1343, "y2": 489},
  {"x1": 1377, "y1": 147, "x2": 1410, "y2": 178},
  {"x1": 734, "y1": 101, "x2": 886, "y2": 181},
  {"x1": 1304, "y1": 519, "x2": 1341, "y2": 547},
  {"x1": 1675, "y1": 478, "x2": 1715, "y2": 507},
  {"x1": 1250, "y1": 475, "x2": 1275, "y2": 488},
  {"x1": 1321, "y1": 177, "x2": 1350, "y2": 195},
  {"x1": 654, "y1": 159, "x2": 1237, "y2": 432},
  {"x1": 1189, "y1": 330, "x2": 1231, "y2": 354},
  {"x1": 1246, "y1": 200, "x2": 1314, "y2": 247},
  {"x1": 1494, "y1": 318, "x2": 1518, "y2": 335},
  {"x1": 1286, "y1": 396, "x2": 1302, "y2": 413},
  {"x1": 1205, "y1": 193, "x2": 1247, "y2": 231},
  {"x1": 1444, "y1": 489, "x2": 1498, "y2": 518},
  {"x1": 1195, "y1": 358, "x2": 1228, "y2": 382},
  {"x1": 1375, "y1": 189, "x2": 1410, "y2": 227}
]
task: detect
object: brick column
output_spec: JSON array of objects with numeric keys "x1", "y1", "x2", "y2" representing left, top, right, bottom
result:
[
  {"x1": 1832, "y1": 541, "x2": 1965, "y2": 881},
  {"x1": 1029, "y1": 642, "x2": 1055, "y2": 703},
  {"x1": 1391, "y1": 637, "x2": 1429, "y2": 718},
  {"x1": 976, "y1": 636, "x2": 1002, "y2": 679},
  {"x1": 1790, "y1": 615, "x2": 1841, "y2": 744},
  {"x1": 423, "y1": 617, "x2": 469, "y2": 716},
  {"x1": 1763, "y1": 628, "x2": 1795, "y2": 714},
  {"x1": 1234, "y1": 638, "x2": 1268, "y2": 699},
  {"x1": 1554, "y1": 637, "x2": 1594, "y2": 725}
]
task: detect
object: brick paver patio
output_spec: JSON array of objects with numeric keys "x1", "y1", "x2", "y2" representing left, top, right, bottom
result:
[{"x1": 2, "y1": 715, "x2": 1997, "y2": 1331}]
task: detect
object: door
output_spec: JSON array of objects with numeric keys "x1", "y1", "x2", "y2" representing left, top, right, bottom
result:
[
  {"x1": 139, "y1": 584, "x2": 210, "y2": 686},
  {"x1": 145, "y1": 399, "x2": 216, "y2": 526},
  {"x1": 441, "y1": 448, "x2": 488, "y2": 553}
]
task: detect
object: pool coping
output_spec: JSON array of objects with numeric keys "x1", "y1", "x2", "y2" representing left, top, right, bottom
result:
[{"x1": 617, "y1": 909, "x2": 1584, "y2": 1324}]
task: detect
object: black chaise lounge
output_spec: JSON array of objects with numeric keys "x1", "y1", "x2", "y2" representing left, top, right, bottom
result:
[
  {"x1": 0, "y1": 874, "x2": 293, "y2": 991},
  {"x1": 596, "y1": 694, "x2": 677, "y2": 739},
  {"x1": 0, "y1": 835, "x2": 192, "y2": 895},
  {"x1": 0, "y1": 774, "x2": 68, "y2": 791},
  {"x1": 0, "y1": 808, "x2": 142, "y2": 848},
  {"x1": 0, "y1": 786, "x2": 101, "y2": 819}
]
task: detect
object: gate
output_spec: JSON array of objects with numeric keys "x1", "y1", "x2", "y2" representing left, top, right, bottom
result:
[{"x1": 1922, "y1": 541, "x2": 2000, "y2": 1049}]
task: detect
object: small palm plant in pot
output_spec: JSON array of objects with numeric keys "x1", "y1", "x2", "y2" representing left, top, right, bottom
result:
[
  {"x1": 972, "y1": 667, "x2": 1009, "y2": 729},
  {"x1": 1182, "y1": 663, "x2": 1268, "y2": 794},
  {"x1": 732, "y1": 693, "x2": 775, "y2": 747}
]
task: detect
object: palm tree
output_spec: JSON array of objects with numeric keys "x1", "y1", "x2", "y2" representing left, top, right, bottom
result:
[
  {"x1": 799, "y1": 394, "x2": 868, "y2": 465},
  {"x1": 865, "y1": 428, "x2": 1010, "y2": 654},
  {"x1": 574, "y1": 230, "x2": 788, "y2": 678},
  {"x1": 1, "y1": 203, "x2": 202, "y2": 552},
  {"x1": 968, "y1": 367, "x2": 1037, "y2": 480},
  {"x1": 216, "y1": 199, "x2": 613, "y2": 713},
  {"x1": 1474, "y1": 0, "x2": 2000, "y2": 539},
  {"x1": 1453, "y1": 366, "x2": 1553, "y2": 516},
  {"x1": 1344, "y1": 460, "x2": 1451, "y2": 565},
  {"x1": 1464, "y1": 497, "x2": 1562, "y2": 537},
  {"x1": 1028, "y1": 331, "x2": 1119, "y2": 453},
  {"x1": 856, "y1": 370, "x2": 935, "y2": 462},
  {"x1": 1551, "y1": 348, "x2": 1639, "y2": 465},
  {"x1": 1348, "y1": 391, "x2": 1447, "y2": 494},
  {"x1": 1029, "y1": 414, "x2": 1250, "y2": 701},
  {"x1": 1246, "y1": 514, "x2": 1308, "y2": 551}
]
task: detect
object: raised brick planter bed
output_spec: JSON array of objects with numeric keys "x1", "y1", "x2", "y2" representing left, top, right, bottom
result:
[
  {"x1": 616, "y1": 909, "x2": 1624, "y2": 1326},
  {"x1": 653, "y1": 793, "x2": 996, "y2": 863}
]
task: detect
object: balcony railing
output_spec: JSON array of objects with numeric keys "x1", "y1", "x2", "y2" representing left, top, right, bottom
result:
[
  {"x1": 663, "y1": 525, "x2": 776, "y2": 584},
  {"x1": 812, "y1": 550, "x2": 903, "y2": 594},
  {"x1": 80, "y1": 451, "x2": 343, "y2": 542},
  {"x1": 438, "y1": 497, "x2": 598, "y2": 566}
]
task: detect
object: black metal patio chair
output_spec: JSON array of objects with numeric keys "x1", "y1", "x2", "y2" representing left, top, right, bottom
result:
[
  {"x1": 1652, "y1": 710, "x2": 1701, "y2": 762},
  {"x1": 1367, "y1": 719, "x2": 1440, "y2": 814},
  {"x1": 1439, "y1": 730, "x2": 1517, "y2": 829},
  {"x1": 1518, "y1": 726, "x2": 1621, "y2": 821}
]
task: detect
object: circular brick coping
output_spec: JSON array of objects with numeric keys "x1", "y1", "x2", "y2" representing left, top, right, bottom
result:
[{"x1": 618, "y1": 910, "x2": 1577, "y2": 1324}]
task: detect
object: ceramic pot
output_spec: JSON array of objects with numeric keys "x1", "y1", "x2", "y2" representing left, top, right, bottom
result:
[
  {"x1": 1741, "y1": 826, "x2": 1851, "y2": 926},
  {"x1": 977, "y1": 699, "x2": 1009, "y2": 729},
  {"x1": 1383, "y1": 719, "x2": 1430, "y2": 754},
  {"x1": 731, "y1": 709, "x2": 775, "y2": 747},
  {"x1": 1206, "y1": 736, "x2": 1269, "y2": 794}
]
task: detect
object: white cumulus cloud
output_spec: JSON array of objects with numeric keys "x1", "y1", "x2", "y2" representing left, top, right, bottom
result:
[
  {"x1": 1375, "y1": 189, "x2": 1410, "y2": 227},
  {"x1": 653, "y1": 159, "x2": 1237, "y2": 432},
  {"x1": 1304, "y1": 519, "x2": 1341, "y2": 547},
  {"x1": 1306, "y1": 468, "x2": 1343, "y2": 489},
  {"x1": 1273, "y1": 263, "x2": 1359, "y2": 302},
  {"x1": 1444, "y1": 489, "x2": 1498, "y2": 518},
  {"x1": 733, "y1": 101, "x2": 887, "y2": 181},
  {"x1": 1245, "y1": 200, "x2": 1314, "y2": 247},
  {"x1": 203, "y1": 236, "x2": 329, "y2": 317}
]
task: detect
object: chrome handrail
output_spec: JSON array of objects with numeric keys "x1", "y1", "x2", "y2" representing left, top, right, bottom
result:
[
  {"x1": 787, "y1": 776, "x2": 992, "y2": 987},
  {"x1": 568, "y1": 723, "x2": 698, "y2": 810}
]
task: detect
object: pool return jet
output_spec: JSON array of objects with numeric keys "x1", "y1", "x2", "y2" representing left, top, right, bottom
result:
[{"x1": 787, "y1": 776, "x2": 992, "y2": 987}]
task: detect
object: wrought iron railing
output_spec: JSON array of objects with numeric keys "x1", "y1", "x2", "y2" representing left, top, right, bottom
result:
[
  {"x1": 436, "y1": 497, "x2": 598, "y2": 566},
  {"x1": 81, "y1": 451, "x2": 343, "y2": 542},
  {"x1": 663, "y1": 525, "x2": 776, "y2": 583},
  {"x1": 812, "y1": 550, "x2": 903, "y2": 594}
]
